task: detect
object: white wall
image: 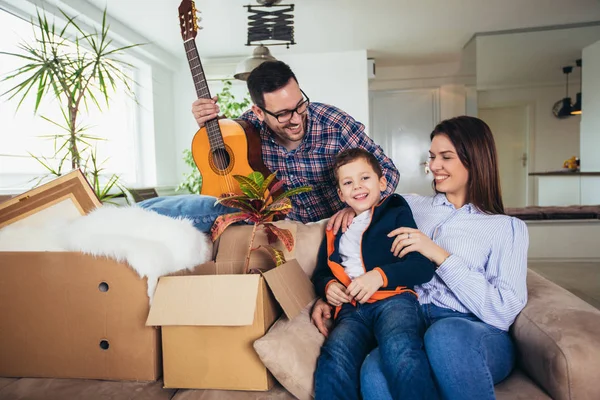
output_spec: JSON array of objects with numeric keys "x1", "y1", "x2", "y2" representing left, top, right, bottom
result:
[
  {"x1": 527, "y1": 220, "x2": 600, "y2": 262},
  {"x1": 580, "y1": 40, "x2": 600, "y2": 172},
  {"x1": 172, "y1": 50, "x2": 371, "y2": 185},
  {"x1": 478, "y1": 85, "x2": 581, "y2": 173},
  {"x1": 151, "y1": 66, "x2": 178, "y2": 187},
  {"x1": 369, "y1": 61, "x2": 473, "y2": 123}
]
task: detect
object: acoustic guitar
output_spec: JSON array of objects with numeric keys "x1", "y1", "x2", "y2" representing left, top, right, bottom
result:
[{"x1": 178, "y1": 0, "x2": 275, "y2": 197}]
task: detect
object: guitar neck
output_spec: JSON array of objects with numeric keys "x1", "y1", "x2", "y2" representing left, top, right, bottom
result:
[{"x1": 184, "y1": 39, "x2": 224, "y2": 149}]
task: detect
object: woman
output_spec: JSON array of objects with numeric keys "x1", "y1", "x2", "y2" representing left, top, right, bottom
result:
[{"x1": 312, "y1": 116, "x2": 528, "y2": 400}]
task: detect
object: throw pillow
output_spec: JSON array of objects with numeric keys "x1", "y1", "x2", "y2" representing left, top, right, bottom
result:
[{"x1": 254, "y1": 301, "x2": 325, "y2": 400}]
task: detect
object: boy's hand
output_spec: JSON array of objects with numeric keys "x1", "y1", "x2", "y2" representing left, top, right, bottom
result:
[
  {"x1": 326, "y1": 282, "x2": 351, "y2": 307},
  {"x1": 347, "y1": 271, "x2": 383, "y2": 304},
  {"x1": 327, "y1": 207, "x2": 356, "y2": 234}
]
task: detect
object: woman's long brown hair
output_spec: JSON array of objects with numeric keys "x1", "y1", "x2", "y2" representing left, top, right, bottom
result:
[{"x1": 430, "y1": 116, "x2": 505, "y2": 215}]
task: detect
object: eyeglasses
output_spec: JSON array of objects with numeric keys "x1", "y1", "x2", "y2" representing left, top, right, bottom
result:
[{"x1": 259, "y1": 89, "x2": 310, "y2": 123}]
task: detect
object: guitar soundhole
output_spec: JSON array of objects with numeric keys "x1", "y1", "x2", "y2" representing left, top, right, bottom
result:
[{"x1": 209, "y1": 146, "x2": 235, "y2": 175}]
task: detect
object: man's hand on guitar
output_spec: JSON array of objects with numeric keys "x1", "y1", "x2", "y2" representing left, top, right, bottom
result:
[{"x1": 192, "y1": 97, "x2": 220, "y2": 128}]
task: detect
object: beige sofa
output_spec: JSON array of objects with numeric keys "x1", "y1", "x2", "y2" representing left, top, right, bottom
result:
[{"x1": 1, "y1": 222, "x2": 600, "y2": 400}]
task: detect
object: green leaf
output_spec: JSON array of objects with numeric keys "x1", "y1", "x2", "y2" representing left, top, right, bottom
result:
[
  {"x1": 233, "y1": 174, "x2": 262, "y2": 198},
  {"x1": 248, "y1": 171, "x2": 264, "y2": 187},
  {"x1": 260, "y1": 170, "x2": 278, "y2": 196}
]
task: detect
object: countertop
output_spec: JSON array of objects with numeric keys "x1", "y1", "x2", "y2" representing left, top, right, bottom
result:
[{"x1": 529, "y1": 170, "x2": 600, "y2": 176}]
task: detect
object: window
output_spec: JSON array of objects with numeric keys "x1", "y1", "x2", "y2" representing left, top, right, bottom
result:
[{"x1": 0, "y1": 8, "x2": 141, "y2": 193}]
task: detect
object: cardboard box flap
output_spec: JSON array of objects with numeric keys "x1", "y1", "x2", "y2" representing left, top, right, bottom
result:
[
  {"x1": 262, "y1": 259, "x2": 316, "y2": 321},
  {"x1": 146, "y1": 274, "x2": 261, "y2": 327}
]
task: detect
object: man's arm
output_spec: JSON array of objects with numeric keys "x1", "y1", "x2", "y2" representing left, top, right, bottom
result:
[{"x1": 338, "y1": 112, "x2": 399, "y2": 195}]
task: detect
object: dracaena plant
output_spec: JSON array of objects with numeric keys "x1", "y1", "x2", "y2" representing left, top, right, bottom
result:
[
  {"x1": 210, "y1": 171, "x2": 312, "y2": 274},
  {"x1": 0, "y1": 8, "x2": 141, "y2": 202}
]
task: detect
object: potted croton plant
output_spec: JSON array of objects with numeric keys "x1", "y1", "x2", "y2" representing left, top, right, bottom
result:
[{"x1": 210, "y1": 171, "x2": 312, "y2": 273}]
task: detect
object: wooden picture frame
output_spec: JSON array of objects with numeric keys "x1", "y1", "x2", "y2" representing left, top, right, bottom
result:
[{"x1": 0, "y1": 170, "x2": 101, "y2": 229}]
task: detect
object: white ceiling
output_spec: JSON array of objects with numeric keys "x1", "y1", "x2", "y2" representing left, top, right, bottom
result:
[
  {"x1": 476, "y1": 25, "x2": 600, "y2": 88},
  {"x1": 86, "y1": 0, "x2": 600, "y2": 66}
]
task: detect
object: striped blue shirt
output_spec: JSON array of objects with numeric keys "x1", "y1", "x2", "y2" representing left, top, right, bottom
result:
[{"x1": 405, "y1": 194, "x2": 529, "y2": 331}]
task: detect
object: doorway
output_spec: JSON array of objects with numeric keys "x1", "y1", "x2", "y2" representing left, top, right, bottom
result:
[
  {"x1": 370, "y1": 89, "x2": 440, "y2": 195},
  {"x1": 478, "y1": 106, "x2": 531, "y2": 208}
]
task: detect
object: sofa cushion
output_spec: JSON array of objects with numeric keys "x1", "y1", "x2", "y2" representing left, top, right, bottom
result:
[
  {"x1": 253, "y1": 301, "x2": 324, "y2": 400},
  {"x1": 511, "y1": 270, "x2": 600, "y2": 400},
  {"x1": 285, "y1": 219, "x2": 327, "y2": 277},
  {"x1": 495, "y1": 369, "x2": 551, "y2": 400}
]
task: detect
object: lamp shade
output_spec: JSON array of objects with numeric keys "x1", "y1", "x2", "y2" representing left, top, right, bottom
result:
[
  {"x1": 571, "y1": 92, "x2": 582, "y2": 115},
  {"x1": 558, "y1": 97, "x2": 573, "y2": 117},
  {"x1": 233, "y1": 45, "x2": 277, "y2": 81}
]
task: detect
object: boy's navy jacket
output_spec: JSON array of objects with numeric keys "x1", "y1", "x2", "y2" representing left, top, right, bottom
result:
[{"x1": 312, "y1": 194, "x2": 436, "y2": 302}]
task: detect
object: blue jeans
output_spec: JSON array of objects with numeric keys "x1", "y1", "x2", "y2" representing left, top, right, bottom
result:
[
  {"x1": 314, "y1": 293, "x2": 438, "y2": 400},
  {"x1": 360, "y1": 303, "x2": 515, "y2": 400},
  {"x1": 138, "y1": 195, "x2": 238, "y2": 232}
]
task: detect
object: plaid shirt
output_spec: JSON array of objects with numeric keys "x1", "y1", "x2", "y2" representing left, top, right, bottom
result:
[{"x1": 241, "y1": 103, "x2": 399, "y2": 223}]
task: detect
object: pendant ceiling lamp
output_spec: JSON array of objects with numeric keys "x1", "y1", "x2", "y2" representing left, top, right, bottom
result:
[
  {"x1": 233, "y1": 44, "x2": 277, "y2": 81},
  {"x1": 571, "y1": 59, "x2": 582, "y2": 115},
  {"x1": 552, "y1": 66, "x2": 573, "y2": 119},
  {"x1": 233, "y1": 0, "x2": 295, "y2": 81}
]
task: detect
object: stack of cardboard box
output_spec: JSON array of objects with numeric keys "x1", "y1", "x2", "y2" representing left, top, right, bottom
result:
[
  {"x1": 0, "y1": 170, "x2": 316, "y2": 392},
  {"x1": 0, "y1": 171, "x2": 162, "y2": 381}
]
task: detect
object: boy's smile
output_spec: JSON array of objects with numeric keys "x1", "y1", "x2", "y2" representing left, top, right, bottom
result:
[{"x1": 337, "y1": 158, "x2": 387, "y2": 215}]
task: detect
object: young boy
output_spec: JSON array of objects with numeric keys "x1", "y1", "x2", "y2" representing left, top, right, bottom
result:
[{"x1": 312, "y1": 148, "x2": 439, "y2": 400}]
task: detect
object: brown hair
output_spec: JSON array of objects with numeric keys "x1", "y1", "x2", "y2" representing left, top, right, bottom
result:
[
  {"x1": 430, "y1": 116, "x2": 505, "y2": 215},
  {"x1": 333, "y1": 148, "x2": 383, "y2": 186},
  {"x1": 247, "y1": 61, "x2": 298, "y2": 108}
]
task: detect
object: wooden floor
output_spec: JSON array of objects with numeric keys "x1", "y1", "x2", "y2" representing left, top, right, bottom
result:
[{"x1": 0, "y1": 377, "x2": 293, "y2": 400}]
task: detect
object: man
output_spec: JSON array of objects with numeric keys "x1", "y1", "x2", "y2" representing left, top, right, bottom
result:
[{"x1": 142, "y1": 61, "x2": 399, "y2": 230}]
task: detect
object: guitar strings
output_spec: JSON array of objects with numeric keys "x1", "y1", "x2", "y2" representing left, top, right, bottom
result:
[{"x1": 186, "y1": 40, "x2": 237, "y2": 196}]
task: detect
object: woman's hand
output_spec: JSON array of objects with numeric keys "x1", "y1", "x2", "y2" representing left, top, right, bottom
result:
[
  {"x1": 347, "y1": 270, "x2": 383, "y2": 304},
  {"x1": 326, "y1": 207, "x2": 356, "y2": 234},
  {"x1": 388, "y1": 227, "x2": 450, "y2": 266},
  {"x1": 310, "y1": 298, "x2": 334, "y2": 337},
  {"x1": 326, "y1": 282, "x2": 351, "y2": 307}
]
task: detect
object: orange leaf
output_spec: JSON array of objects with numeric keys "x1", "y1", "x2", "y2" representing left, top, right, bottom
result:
[
  {"x1": 217, "y1": 196, "x2": 257, "y2": 212},
  {"x1": 262, "y1": 223, "x2": 294, "y2": 252},
  {"x1": 210, "y1": 212, "x2": 250, "y2": 242},
  {"x1": 262, "y1": 224, "x2": 278, "y2": 244},
  {"x1": 269, "y1": 179, "x2": 285, "y2": 196},
  {"x1": 259, "y1": 245, "x2": 286, "y2": 267},
  {"x1": 265, "y1": 197, "x2": 292, "y2": 213}
]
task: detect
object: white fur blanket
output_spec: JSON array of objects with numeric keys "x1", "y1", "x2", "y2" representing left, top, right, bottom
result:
[{"x1": 0, "y1": 206, "x2": 212, "y2": 302}]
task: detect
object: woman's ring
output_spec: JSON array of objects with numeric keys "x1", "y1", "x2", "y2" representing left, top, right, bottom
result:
[{"x1": 407, "y1": 233, "x2": 411, "y2": 239}]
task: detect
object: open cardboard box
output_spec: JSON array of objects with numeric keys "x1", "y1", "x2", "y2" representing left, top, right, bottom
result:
[
  {"x1": 0, "y1": 170, "x2": 162, "y2": 381},
  {"x1": 146, "y1": 223, "x2": 317, "y2": 391}
]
